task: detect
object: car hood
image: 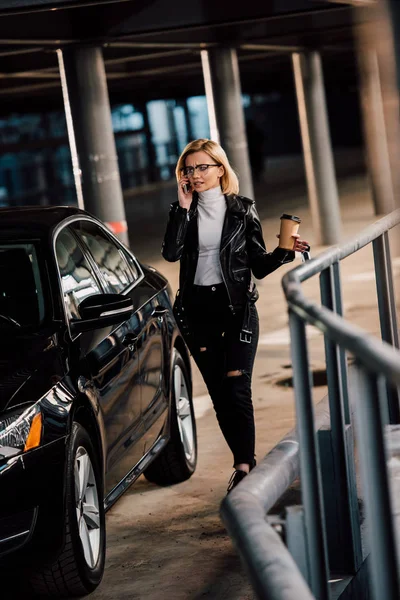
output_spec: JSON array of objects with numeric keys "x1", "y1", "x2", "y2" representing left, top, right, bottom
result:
[{"x1": 0, "y1": 333, "x2": 63, "y2": 413}]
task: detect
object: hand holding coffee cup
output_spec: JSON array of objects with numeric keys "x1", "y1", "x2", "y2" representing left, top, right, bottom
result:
[
  {"x1": 278, "y1": 214, "x2": 301, "y2": 250},
  {"x1": 276, "y1": 214, "x2": 310, "y2": 254}
]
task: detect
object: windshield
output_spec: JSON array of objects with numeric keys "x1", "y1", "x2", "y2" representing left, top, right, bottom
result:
[{"x1": 0, "y1": 243, "x2": 46, "y2": 328}]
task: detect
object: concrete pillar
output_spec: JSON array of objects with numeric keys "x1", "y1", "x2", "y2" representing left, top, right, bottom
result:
[
  {"x1": 386, "y1": 0, "x2": 400, "y2": 89},
  {"x1": 167, "y1": 101, "x2": 180, "y2": 162},
  {"x1": 182, "y1": 98, "x2": 194, "y2": 144},
  {"x1": 357, "y1": 48, "x2": 395, "y2": 215},
  {"x1": 141, "y1": 102, "x2": 159, "y2": 183},
  {"x1": 292, "y1": 52, "x2": 341, "y2": 246},
  {"x1": 200, "y1": 50, "x2": 220, "y2": 144},
  {"x1": 57, "y1": 46, "x2": 128, "y2": 245},
  {"x1": 366, "y1": 0, "x2": 400, "y2": 208},
  {"x1": 201, "y1": 47, "x2": 254, "y2": 199},
  {"x1": 354, "y1": 2, "x2": 400, "y2": 262}
]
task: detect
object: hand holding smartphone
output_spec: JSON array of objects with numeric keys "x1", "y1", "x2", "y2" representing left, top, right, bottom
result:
[{"x1": 178, "y1": 177, "x2": 193, "y2": 210}]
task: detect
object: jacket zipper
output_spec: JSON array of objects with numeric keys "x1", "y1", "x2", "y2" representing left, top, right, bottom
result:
[
  {"x1": 220, "y1": 263, "x2": 235, "y2": 314},
  {"x1": 219, "y1": 224, "x2": 242, "y2": 315},
  {"x1": 177, "y1": 207, "x2": 190, "y2": 242},
  {"x1": 235, "y1": 239, "x2": 246, "y2": 253},
  {"x1": 220, "y1": 222, "x2": 242, "y2": 253}
]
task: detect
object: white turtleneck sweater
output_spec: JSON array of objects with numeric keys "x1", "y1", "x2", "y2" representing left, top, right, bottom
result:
[{"x1": 194, "y1": 186, "x2": 227, "y2": 286}]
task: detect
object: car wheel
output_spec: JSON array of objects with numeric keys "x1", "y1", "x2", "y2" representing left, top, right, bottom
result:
[
  {"x1": 29, "y1": 422, "x2": 105, "y2": 598},
  {"x1": 144, "y1": 348, "x2": 197, "y2": 485}
]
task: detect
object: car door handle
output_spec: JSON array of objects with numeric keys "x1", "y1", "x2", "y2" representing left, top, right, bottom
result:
[
  {"x1": 122, "y1": 333, "x2": 138, "y2": 350},
  {"x1": 151, "y1": 306, "x2": 169, "y2": 318}
]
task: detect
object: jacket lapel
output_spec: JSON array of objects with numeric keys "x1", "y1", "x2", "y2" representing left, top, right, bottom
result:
[
  {"x1": 225, "y1": 194, "x2": 247, "y2": 215},
  {"x1": 220, "y1": 195, "x2": 245, "y2": 252}
]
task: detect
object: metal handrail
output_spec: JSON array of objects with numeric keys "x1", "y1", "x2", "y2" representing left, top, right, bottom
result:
[
  {"x1": 221, "y1": 208, "x2": 400, "y2": 600},
  {"x1": 285, "y1": 276, "x2": 400, "y2": 383},
  {"x1": 290, "y1": 208, "x2": 400, "y2": 282},
  {"x1": 221, "y1": 397, "x2": 330, "y2": 600}
]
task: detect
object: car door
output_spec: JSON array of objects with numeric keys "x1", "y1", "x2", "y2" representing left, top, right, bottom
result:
[
  {"x1": 55, "y1": 225, "x2": 143, "y2": 498},
  {"x1": 138, "y1": 292, "x2": 168, "y2": 456},
  {"x1": 70, "y1": 220, "x2": 146, "y2": 492},
  {"x1": 71, "y1": 220, "x2": 168, "y2": 458}
]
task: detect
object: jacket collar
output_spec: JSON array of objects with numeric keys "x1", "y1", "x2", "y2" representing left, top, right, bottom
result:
[
  {"x1": 188, "y1": 192, "x2": 245, "y2": 252},
  {"x1": 225, "y1": 194, "x2": 247, "y2": 215},
  {"x1": 190, "y1": 192, "x2": 246, "y2": 215}
]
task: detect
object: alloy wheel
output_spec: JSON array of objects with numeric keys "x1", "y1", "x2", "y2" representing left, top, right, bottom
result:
[
  {"x1": 174, "y1": 362, "x2": 195, "y2": 465},
  {"x1": 74, "y1": 446, "x2": 101, "y2": 569}
]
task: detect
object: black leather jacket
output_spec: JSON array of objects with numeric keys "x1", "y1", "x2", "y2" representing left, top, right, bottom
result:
[{"x1": 162, "y1": 193, "x2": 295, "y2": 313}]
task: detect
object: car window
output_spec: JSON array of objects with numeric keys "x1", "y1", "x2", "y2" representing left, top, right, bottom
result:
[
  {"x1": 0, "y1": 242, "x2": 45, "y2": 327},
  {"x1": 55, "y1": 228, "x2": 101, "y2": 321},
  {"x1": 71, "y1": 221, "x2": 139, "y2": 294}
]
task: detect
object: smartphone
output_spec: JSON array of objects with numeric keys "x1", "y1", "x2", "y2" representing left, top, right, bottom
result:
[{"x1": 183, "y1": 182, "x2": 191, "y2": 194}]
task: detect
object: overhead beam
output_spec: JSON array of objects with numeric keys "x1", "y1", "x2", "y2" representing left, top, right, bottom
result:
[
  {"x1": 0, "y1": 81, "x2": 59, "y2": 95},
  {"x1": 241, "y1": 43, "x2": 305, "y2": 52},
  {"x1": 106, "y1": 61, "x2": 202, "y2": 79},
  {"x1": 0, "y1": 50, "x2": 291, "y2": 88},
  {"x1": 0, "y1": 48, "x2": 196, "y2": 78},
  {"x1": 108, "y1": 41, "x2": 216, "y2": 49},
  {"x1": 0, "y1": 39, "x2": 355, "y2": 84},
  {"x1": 0, "y1": 4, "x2": 353, "y2": 49},
  {"x1": 0, "y1": 45, "x2": 356, "y2": 96},
  {"x1": 0, "y1": 0, "x2": 135, "y2": 17},
  {"x1": 105, "y1": 5, "x2": 352, "y2": 40},
  {"x1": 0, "y1": 70, "x2": 59, "y2": 79},
  {"x1": 326, "y1": 0, "x2": 374, "y2": 4},
  {"x1": 0, "y1": 38, "x2": 76, "y2": 45},
  {"x1": 104, "y1": 48, "x2": 193, "y2": 65},
  {"x1": 0, "y1": 46, "x2": 44, "y2": 57}
]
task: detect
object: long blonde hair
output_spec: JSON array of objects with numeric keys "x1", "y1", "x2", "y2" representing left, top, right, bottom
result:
[{"x1": 175, "y1": 139, "x2": 239, "y2": 196}]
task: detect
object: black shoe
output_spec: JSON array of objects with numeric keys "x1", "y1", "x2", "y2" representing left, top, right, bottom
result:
[{"x1": 226, "y1": 469, "x2": 247, "y2": 495}]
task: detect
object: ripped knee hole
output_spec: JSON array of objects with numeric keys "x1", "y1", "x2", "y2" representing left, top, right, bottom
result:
[
  {"x1": 226, "y1": 370, "x2": 244, "y2": 377},
  {"x1": 200, "y1": 347, "x2": 207, "y2": 352}
]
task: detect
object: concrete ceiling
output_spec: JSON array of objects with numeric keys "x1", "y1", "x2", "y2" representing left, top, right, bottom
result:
[{"x1": 0, "y1": 0, "x2": 360, "y2": 114}]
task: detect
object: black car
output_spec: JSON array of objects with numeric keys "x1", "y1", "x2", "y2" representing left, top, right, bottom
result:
[{"x1": 0, "y1": 206, "x2": 197, "y2": 597}]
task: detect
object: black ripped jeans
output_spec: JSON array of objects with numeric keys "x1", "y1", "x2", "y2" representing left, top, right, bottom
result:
[{"x1": 185, "y1": 283, "x2": 259, "y2": 467}]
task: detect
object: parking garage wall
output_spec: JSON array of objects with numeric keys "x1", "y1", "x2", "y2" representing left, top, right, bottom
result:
[{"x1": 0, "y1": 87, "x2": 363, "y2": 208}]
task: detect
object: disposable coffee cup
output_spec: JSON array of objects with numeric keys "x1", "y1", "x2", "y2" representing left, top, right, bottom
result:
[{"x1": 279, "y1": 213, "x2": 301, "y2": 250}]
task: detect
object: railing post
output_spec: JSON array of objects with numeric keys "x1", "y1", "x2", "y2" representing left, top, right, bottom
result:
[
  {"x1": 373, "y1": 232, "x2": 400, "y2": 423},
  {"x1": 320, "y1": 262, "x2": 350, "y2": 423},
  {"x1": 288, "y1": 309, "x2": 330, "y2": 600},
  {"x1": 319, "y1": 264, "x2": 362, "y2": 573},
  {"x1": 353, "y1": 364, "x2": 400, "y2": 600}
]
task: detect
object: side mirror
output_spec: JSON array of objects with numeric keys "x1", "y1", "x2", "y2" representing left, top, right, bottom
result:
[{"x1": 70, "y1": 293, "x2": 133, "y2": 335}]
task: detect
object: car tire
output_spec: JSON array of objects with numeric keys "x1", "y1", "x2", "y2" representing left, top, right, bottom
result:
[
  {"x1": 144, "y1": 348, "x2": 197, "y2": 486},
  {"x1": 29, "y1": 422, "x2": 105, "y2": 598}
]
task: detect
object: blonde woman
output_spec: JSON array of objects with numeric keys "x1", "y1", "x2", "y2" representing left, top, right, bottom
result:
[{"x1": 162, "y1": 139, "x2": 309, "y2": 494}]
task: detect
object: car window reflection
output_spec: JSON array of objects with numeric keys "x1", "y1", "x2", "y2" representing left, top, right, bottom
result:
[
  {"x1": 56, "y1": 228, "x2": 101, "y2": 321},
  {"x1": 72, "y1": 222, "x2": 139, "y2": 294}
]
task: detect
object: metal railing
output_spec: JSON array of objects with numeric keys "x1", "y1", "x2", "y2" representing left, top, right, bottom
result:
[{"x1": 221, "y1": 208, "x2": 400, "y2": 600}]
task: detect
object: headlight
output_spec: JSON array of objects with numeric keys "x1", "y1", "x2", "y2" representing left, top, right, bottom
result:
[{"x1": 0, "y1": 403, "x2": 42, "y2": 458}]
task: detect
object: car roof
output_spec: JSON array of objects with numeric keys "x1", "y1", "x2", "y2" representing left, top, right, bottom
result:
[{"x1": 0, "y1": 206, "x2": 95, "y2": 239}]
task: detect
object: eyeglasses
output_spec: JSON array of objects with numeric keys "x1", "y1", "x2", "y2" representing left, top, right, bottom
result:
[{"x1": 181, "y1": 164, "x2": 220, "y2": 177}]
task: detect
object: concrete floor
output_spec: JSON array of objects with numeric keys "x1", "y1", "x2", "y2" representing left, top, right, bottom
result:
[{"x1": 78, "y1": 150, "x2": 400, "y2": 600}]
